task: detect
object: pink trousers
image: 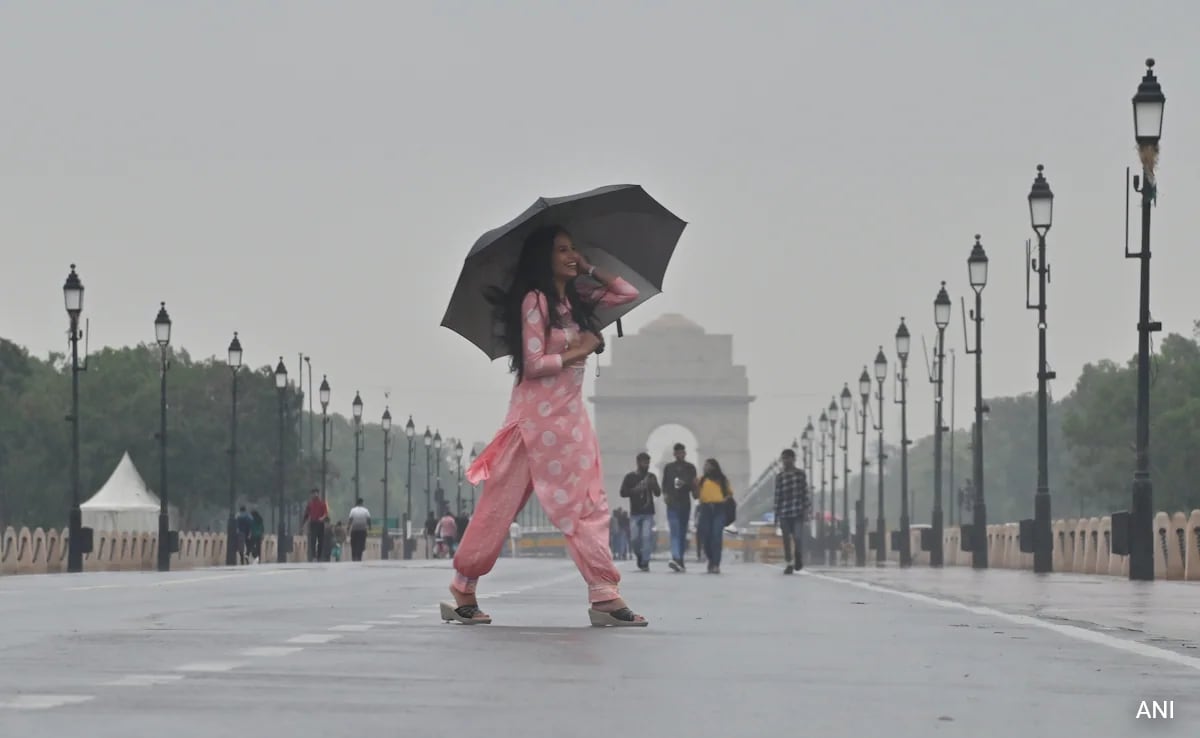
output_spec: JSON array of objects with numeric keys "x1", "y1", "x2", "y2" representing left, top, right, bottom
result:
[{"x1": 450, "y1": 429, "x2": 621, "y2": 603}]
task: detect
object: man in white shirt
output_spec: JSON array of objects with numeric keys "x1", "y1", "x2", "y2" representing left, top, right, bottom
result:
[{"x1": 347, "y1": 498, "x2": 371, "y2": 562}]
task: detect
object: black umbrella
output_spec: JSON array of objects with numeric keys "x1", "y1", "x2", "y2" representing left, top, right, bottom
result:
[{"x1": 442, "y1": 184, "x2": 687, "y2": 360}]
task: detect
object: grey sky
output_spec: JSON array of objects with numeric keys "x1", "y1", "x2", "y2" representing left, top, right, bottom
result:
[{"x1": 2, "y1": 1, "x2": 1198, "y2": 478}]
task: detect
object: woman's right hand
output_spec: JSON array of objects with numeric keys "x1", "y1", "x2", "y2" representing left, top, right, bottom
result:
[{"x1": 578, "y1": 331, "x2": 603, "y2": 354}]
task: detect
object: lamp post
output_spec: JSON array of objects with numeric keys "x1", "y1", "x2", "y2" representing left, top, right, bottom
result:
[
  {"x1": 63, "y1": 265, "x2": 86, "y2": 574},
  {"x1": 317, "y1": 376, "x2": 331, "y2": 561},
  {"x1": 895, "y1": 318, "x2": 912, "y2": 568},
  {"x1": 404, "y1": 415, "x2": 415, "y2": 559},
  {"x1": 1128, "y1": 59, "x2": 1165, "y2": 581},
  {"x1": 455, "y1": 440, "x2": 464, "y2": 513},
  {"x1": 818, "y1": 410, "x2": 828, "y2": 557},
  {"x1": 154, "y1": 303, "x2": 172, "y2": 572},
  {"x1": 802, "y1": 418, "x2": 814, "y2": 541},
  {"x1": 827, "y1": 398, "x2": 839, "y2": 564},
  {"x1": 855, "y1": 368, "x2": 870, "y2": 567},
  {"x1": 319, "y1": 377, "x2": 331, "y2": 501},
  {"x1": 1027, "y1": 164, "x2": 1055, "y2": 573},
  {"x1": 930, "y1": 284, "x2": 951, "y2": 567},
  {"x1": 352, "y1": 392, "x2": 364, "y2": 504},
  {"x1": 434, "y1": 430, "x2": 443, "y2": 514},
  {"x1": 274, "y1": 358, "x2": 288, "y2": 563},
  {"x1": 873, "y1": 348, "x2": 887, "y2": 565},
  {"x1": 469, "y1": 447, "x2": 478, "y2": 509},
  {"x1": 423, "y1": 426, "x2": 433, "y2": 524},
  {"x1": 839, "y1": 385, "x2": 852, "y2": 561},
  {"x1": 304, "y1": 356, "x2": 313, "y2": 460},
  {"x1": 965, "y1": 235, "x2": 990, "y2": 568},
  {"x1": 224, "y1": 332, "x2": 243, "y2": 566},
  {"x1": 381, "y1": 407, "x2": 392, "y2": 560}
]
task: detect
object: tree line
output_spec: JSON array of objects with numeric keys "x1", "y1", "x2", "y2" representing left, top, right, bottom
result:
[{"x1": 0, "y1": 337, "x2": 480, "y2": 533}]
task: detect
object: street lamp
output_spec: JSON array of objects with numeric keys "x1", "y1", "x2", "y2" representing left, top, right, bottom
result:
[
  {"x1": 273, "y1": 358, "x2": 289, "y2": 563},
  {"x1": 930, "y1": 283, "x2": 951, "y2": 567},
  {"x1": 317, "y1": 375, "x2": 332, "y2": 560},
  {"x1": 352, "y1": 392, "x2": 364, "y2": 504},
  {"x1": 872, "y1": 348, "x2": 887, "y2": 565},
  {"x1": 469, "y1": 447, "x2": 478, "y2": 509},
  {"x1": 1128, "y1": 59, "x2": 1165, "y2": 581},
  {"x1": 818, "y1": 410, "x2": 829, "y2": 557},
  {"x1": 827, "y1": 398, "x2": 839, "y2": 564},
  {"x1": 224, "y1": 332, "x2": 243, "y2": 566},
  {"x1": 424, "y1": 427, "x2": 433, "y2": 537},
  {"x1": 63, "y1": 265, "x2": 88, "y2": 573},
  {"x1": 839, "y1": 384, "x2": 852, "y2": 559},
  {"x1": 154, "y1": 302, "x2": 172, "y2": 572},
  {"x1": 894, "y1": 318, "x2": 912, "y2": 568},
  {"x1": 434, "y1": 430, "x2": 443, "y2": 515},
  {"x1": 455, "y1": 440, "x2": 464, "y2": 513},
  {"x1": 381, "y1": 407, "x2": 392, "y2": 560},
  {"x1": 404, "y1": 415, "x2": 415, "y2": 559},
  {"x1": 855, "y1": 367, "x2": 871, "y2": 567},
  {"x1": 965, "y1": 235, "x2": 989, "y2": 569},
  {"x1": 1027, "y1": 164, "x2": 1055, "y2": 574}
]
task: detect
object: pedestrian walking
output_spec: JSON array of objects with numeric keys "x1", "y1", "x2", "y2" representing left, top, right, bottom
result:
[
  {"x1": 661, "y1": 443, "x2": 698, "y2": 572},
  {"x1": 248, "y1": 507, "x2": 265, "y2": 563},
  {"x1": 331, "y1": 520, "x2": 346, "y2": 562},
  {"x1": 302, "y1": 489, "x2": 329, "y2": 562},
  {"x1": 347, "y1": 498, "x2": 371, "y2": 562},
  {"x1": 235, "y1": 506, "x2": 253, "y2": 564},
  {"x1": 442, "y1": 225, "x2": 648, "y2": 627},
  {"x1": 620, "y1": 453, "x2": 660, "y2": 571},
  {"x1": 696, "y1": 458, "x2": 735, "y2": 574},
  {"x1": 773, "y1": 447, "x2": 811, "y2": 574}
]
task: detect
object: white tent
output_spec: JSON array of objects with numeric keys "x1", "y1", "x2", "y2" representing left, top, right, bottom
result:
[{"x1": 81, "y1": 452, "x2": 164, "y2": 533}]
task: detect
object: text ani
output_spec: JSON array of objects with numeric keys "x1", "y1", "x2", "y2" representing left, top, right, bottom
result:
[{"x1": 1136, "y1": 701, "x2": 1174, "y2": 719}]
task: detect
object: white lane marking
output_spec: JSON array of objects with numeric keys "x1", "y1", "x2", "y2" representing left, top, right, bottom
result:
[
  {"x1": 362, "y1": 620, "x2": 401, "y2": 626},
  {"x1": 389, "y1": 614, "x2": 420, "y2": 619},
  {"x1": 103, "y1": 674, "x2": 185, "y2": 687},
  {"x1": 65, "y1": 569, "x2": 302, "y2": 592},
  {"x1": 240, "y1": 646, "x2": 304, "y2": 657},
  {"x1": 806, "y1": 571, "x2": 1200, "y2": 673},
  {"x1": 0, "y1": 694, "x2": 95, "y2": 710},
  {"x1": 175, "y1": 661, "x2": 246, "y2": 673},
  {"x1": 328, "y1": 624, "x2": 372, "y2": 632},
  {"x1": 287, "y1": 633, "x2": 342, "y2": 644}
]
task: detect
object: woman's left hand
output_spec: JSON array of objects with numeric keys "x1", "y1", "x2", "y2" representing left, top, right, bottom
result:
[{"x1": 575, "y1": 251, "x2": 594, "y2": 276}]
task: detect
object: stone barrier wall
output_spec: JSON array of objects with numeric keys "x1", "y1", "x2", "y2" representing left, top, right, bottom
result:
[{"x1": 0, "y1": 527, "x2": 386, "y2": 576}]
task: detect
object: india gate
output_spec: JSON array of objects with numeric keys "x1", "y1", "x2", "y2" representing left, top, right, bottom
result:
[{"x1": 590, "y1": 313, "x2": 754, "y2": 513}]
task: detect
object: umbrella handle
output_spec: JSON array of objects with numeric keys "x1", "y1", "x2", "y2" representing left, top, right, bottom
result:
[{"x1": 616, "y1": 319, "x2": 624, "y2": 338}]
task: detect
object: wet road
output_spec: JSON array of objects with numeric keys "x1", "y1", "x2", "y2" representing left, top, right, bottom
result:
[{"x1": 0, "y1": 557, "x2": 1196, "y2": 736}]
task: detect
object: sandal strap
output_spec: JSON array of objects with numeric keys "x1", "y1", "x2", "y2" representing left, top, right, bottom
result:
[
  {"x1": 455, "y1": 605, "x2": 484, "y2": 619},
  {"x1": 605, "y1": 607, "x2": 637, "y2": 622}
]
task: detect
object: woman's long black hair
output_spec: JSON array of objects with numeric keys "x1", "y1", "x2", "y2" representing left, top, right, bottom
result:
[
  {"x1": 702, "y1": 458, "x2": 732, "y2": 497},
  {"x1": 485, "y1": 225, "x2": 601, "y2": 380}
]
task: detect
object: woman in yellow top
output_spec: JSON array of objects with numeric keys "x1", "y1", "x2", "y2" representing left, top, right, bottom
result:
[{"x1": 696, "y1": 458, "x2": 733, "y2": 574}]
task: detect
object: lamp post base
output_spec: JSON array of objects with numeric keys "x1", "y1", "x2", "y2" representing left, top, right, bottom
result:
[
  {"x1": 899, "y1": 514, "x2": 911, "y2": 568},
  {"x1": 1033, "y1": 489, "x2": 1052, "y2": 573},
  {"x1": 930, "y1": 508, "x2": 944, "y2": 567},
  {"x1": 276, "y1": 523, "x2": 287, "y2": 564},
  {"x1": 67, "y1": 507, "x2": 83, "y2": 573},
  {"x1": 854, "y1": 501, "x2": 866, "y2": 567},
  {"x1": 972, "y1": 502, "x2": 988, "y2": 569},
  {"x1": 381, "y1": 531, "x2": 391, "y2": 561},
  {"x1": 1129, "y1": 472, "x2": 1155, "y2": 580},
  {"x1": 225, "y1": 513, "x2": 238, "y2": 566},
  {"x1": 157, "y1": 511, "x2": 171, "y2": 572}
]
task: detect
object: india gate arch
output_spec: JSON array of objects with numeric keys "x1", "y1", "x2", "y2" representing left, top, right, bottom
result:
[{"x1": 590, "y1": 314, "x2": 754, "y2": 514}]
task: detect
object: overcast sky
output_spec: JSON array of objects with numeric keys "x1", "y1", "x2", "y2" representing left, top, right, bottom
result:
[{"x1": 2, "y1": 1, "x2": 1198, "y2": 477}]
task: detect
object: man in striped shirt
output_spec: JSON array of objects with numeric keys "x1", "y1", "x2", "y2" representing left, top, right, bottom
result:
[{"x1": 774, "y1": 448, "x2": 810, "y2": 574}]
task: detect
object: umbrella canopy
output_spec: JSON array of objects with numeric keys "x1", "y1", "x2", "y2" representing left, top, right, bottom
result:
[{"x1": 442, "y1": 184, "x2": 686, "y2": 359}]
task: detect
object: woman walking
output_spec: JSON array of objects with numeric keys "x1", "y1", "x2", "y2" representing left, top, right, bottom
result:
[
  {"x1": 441, "y1": 225, "x2": 648, "y2": 627},
  {"x1": 696, "y1": 459, "x2": 734, "y2": 574}
]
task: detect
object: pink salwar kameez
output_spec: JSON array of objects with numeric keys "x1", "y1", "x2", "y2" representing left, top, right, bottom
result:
[{"x1": 454, "y1": 277, "x2": 639, "y2": 602}]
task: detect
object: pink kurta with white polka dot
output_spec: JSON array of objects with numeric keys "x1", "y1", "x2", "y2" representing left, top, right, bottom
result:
[{"x1": 467, "y1": 278, "x2": 639, "y2": 534}]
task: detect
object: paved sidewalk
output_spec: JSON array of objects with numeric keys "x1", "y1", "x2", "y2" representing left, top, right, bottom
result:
[{"x1": 812, "y1": 564, "x2": 1200, "y2": 655}]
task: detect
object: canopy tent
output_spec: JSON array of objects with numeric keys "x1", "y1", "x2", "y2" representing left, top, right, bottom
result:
[{"x1": 81, "y1": 452, "x2": 165, "y2": 533}]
